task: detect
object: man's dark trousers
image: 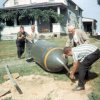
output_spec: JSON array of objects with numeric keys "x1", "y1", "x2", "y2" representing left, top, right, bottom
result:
[
  {"x1": 16, "y1": 40, "x2": 25, "y2": 58},
  {"x1": 78, "y1": 49, "x2": 100, "y2": 87}
]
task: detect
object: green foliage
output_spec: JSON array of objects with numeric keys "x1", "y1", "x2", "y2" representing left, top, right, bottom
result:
[
  {"x1": 58, "y1": 14, "x2": 65, "y2": 24},
  {"x1": 18, "y1": 9, "x2": 30, "y2": 20},
  {"x1": 0, "y1": 10, "x2": 19, "y2": 21},
  {"x1": 0, "y1": 9, "x2": 64, "y2": 24},
  {"x1": 97, "y1": 0, "x2": 100, "y2": 5},
  {"x1": 42, "y1": 10, "x2": 50, "y2": 22},
  {"x1": 0, "y1": 11, "x2": 11, "y2": 21},
  {"x1": 1, "y1": 97, "x2": 14, "y2": 100}
]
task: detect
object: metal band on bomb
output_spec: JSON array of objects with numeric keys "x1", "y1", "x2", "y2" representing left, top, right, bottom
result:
[{"x1": 44, "y1": 48, "x2": 62, "y2": 71}]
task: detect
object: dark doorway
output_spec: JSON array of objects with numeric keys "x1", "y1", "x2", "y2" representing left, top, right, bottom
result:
[
  {"x1": 17, "y1": 17, "x2": 30, "y2": 25},
  {"x1": 83, "y1": 22, "x2": 92, "y2": 36},
  {"x1": 6, "y1": 19, "x2": 14, "y2": 26},
  {"x1": 50, "y1": 17, "x2": 56, "y2": 32}
]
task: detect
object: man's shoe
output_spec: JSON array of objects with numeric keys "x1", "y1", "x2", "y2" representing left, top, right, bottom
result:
[
  {"x1": 72, "y1": 86, "x2": 85, "y2": 91},
  {"x1": 18, "y1": 57, "x2": 21, "y2": 59},
  {"x1": 26, "y1": 58, "x2": 34, "y2": 62}
]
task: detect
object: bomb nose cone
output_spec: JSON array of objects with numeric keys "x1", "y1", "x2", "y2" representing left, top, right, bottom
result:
[{"x1": 44, "y1": 48, "x2": 68, "y2": 72}]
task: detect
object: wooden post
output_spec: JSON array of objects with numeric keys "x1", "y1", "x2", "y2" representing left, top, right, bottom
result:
[{"x1": 5, "y1": 65, "x2": 23, "y2": 94}]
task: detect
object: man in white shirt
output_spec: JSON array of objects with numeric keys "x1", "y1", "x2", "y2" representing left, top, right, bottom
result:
[
  {"x1": 26, "y1": 25, "x2": 38, "y2": 62},
  {"x1": 63, "y1": 44, "x2": 100, "y2": 91}
]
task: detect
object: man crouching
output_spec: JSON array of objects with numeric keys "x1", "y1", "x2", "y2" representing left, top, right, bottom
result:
[{"x1": 63, "y1": 44, "x2": 100, "y2": 91}]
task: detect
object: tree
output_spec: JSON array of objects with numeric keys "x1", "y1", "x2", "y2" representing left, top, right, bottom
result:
[
  {"x1": 97, "y1": 0, "x2": 100, "y2": 5},
  {"x1": 0, "y1": 9, "x2": 64, "y2": 24}
]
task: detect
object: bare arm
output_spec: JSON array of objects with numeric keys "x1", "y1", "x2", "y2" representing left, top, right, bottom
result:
[{"x1": 70, "y1": 61, "x2": 79, "y2": 79}]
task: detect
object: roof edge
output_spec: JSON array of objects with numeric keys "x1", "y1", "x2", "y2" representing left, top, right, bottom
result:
[
  {"x1": 3, "y1": 0, "x2": 8, "y2": 6},
  {"x1": 82, "y1": 17, "x2": 97, "y2": 22},
  {"x1": 0, "y1": 2, "x2": 67, "y2": 10}
]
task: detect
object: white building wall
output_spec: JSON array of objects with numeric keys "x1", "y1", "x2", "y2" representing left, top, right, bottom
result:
[
  {"x1": 4, "y1": 0, "x2": 67, "y2": 7},
  {"x1": 31, "y1": 0, "x2": 67, "y2": 5},
  {"x1": 4, "y1": 0, "x2": 14, "y2": 7},
  {"x1": 1, "y1": 23, "x2": 66, "y2": 40},
  {"x1": 53, "y1": 23, "x2": 66, "y2": 34},
  {"x1": 78, "y1": 16, "x2": 82, "y2": 29},
  {"x1": 18, "y1": 0, "x2": 30, "y2": 5},
  {"x1": 31, "y1": 0, "x2": 48, "y2": 3},
  {"x1": 1, "y1": 25, "x2": 32, "y2": 40}
]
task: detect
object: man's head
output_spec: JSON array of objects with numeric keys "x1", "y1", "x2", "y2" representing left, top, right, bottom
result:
[
  {"x1": 68, "y1": 25, "x2": 75, "y2": 35},
  {"x1": 31, "y1": 25, "x2": 35, "y2": 33},
  {"x1": 63, "y1": 47, "x2": 72, "y2": 56},
  {"x1": 20, "y1": 25, "x2": 24, "y2": 33}
]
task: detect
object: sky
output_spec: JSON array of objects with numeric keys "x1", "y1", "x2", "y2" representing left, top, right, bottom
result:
[
  {"x1": 72, "y1": 0, "x2": 100, "y2": 32},
  {"x1": 0, "y1": 0, "x2": 4, "y2": 7},
  {"x1": 0, "y1": 0, "x2": 100, "y2": 32}
]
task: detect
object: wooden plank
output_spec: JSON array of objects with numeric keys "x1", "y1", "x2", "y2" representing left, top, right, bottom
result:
[
  {"x1": 3, "y1": 73, "x2": 20, "y2": 80},
  {"x1": 4, "y1": 65, "x2": 23, "y2": 94},
  {"x1": 0, "y1": 88, "x2": 10, "y2": 97}
]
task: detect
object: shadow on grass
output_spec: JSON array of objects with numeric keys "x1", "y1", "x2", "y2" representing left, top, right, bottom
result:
[
  {"x1": 35, "y1": 62, "x2": 74, "y2": 82},
  {"x1": 36, "y1": 62, "x2": 72, "y2": 74},
  {"x1": 74, "y1": 71, "x2": 98, "y2": 82},
  {"x1": 88, "y1": 72, "x2": 98, "y2": 80}
]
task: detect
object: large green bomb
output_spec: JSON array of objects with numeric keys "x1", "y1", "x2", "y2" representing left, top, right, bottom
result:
[{"x1": 30, "y1": 40, "x2": 68, "y2": 72}]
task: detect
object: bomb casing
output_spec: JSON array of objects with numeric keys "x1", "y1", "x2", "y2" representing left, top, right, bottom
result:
[{"x1": 28, "y1": 39, "x2": 68, "y2": 72}]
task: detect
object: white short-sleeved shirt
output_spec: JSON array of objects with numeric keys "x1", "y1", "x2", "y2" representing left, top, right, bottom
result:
[{"x1": 72, "y1": 44, "x2": 98, "y2": 62}]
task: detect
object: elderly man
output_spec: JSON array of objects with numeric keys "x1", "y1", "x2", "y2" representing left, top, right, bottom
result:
[
  {"x1": 66, "y1": 25, "x2": 89, "y2": 47},
  {"x1": 63, "y1": 44, "x2": 100, "y2": 91}
]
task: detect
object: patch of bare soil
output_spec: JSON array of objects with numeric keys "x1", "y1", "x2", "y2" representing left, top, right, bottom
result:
[{"x1": 0, "y1": 75, "x2": 92, "y2": 100}]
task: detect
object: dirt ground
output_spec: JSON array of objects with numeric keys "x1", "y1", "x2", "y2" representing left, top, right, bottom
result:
[{"x1": 0, "y1": 74, "x2": 92, "y2": 100}]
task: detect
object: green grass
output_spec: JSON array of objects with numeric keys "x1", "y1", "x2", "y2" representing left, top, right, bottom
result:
[
  {"x1": 0, "y1": 37, "x2": 100, "y2": 100},
  {"x1": 88, "y1": 60, "x2": 100, "y2": 100},
  {"x1": 0, "y1": 40, "x2": 16, "y2": 59},
  {"x1": 0, "y1": 38, "x2": 68, "y2": 84}
]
